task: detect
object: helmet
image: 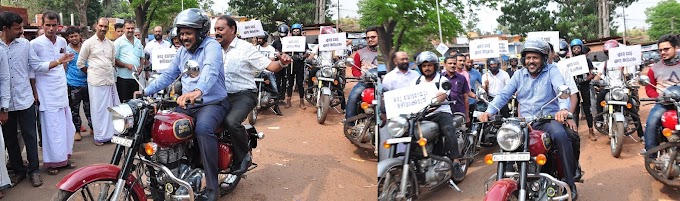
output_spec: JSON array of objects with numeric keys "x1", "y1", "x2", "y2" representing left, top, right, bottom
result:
[
  {"x1": 521, "y1": 38, "x2": 550, "y2": 66},
  {"x1": 603, "y1": 40, "x2": 620, "y2": 53},
  {"x1": 415, "y1": 51, "x2": 439, "y2": 72},
  {"x1": 173, "y1": 8, "x2": 210, "y2": 37},
  {"x1": 168, "y1": 27, "x2": 178, "y2": 39},
  {"x1": 570, "y1": 39, "x2": 584, "y2": 48},
  {"x1": 558, "y1": 39, "x2": 569, "y2": 58},
  {"x1": 291, "y1": 23, "x2": 303, "y2": 30},
  {"x1": 487, "y1": 58, "x2": 499, "y2": 66},
  {"x1": 278, "y1": 24, "x2": 289, "y2": 37}
]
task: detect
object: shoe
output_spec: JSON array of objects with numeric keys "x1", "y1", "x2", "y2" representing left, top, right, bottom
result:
[
  {"x1": 285, "y1": 98, "x2": 292, "y2": 109},
  {"x1": 570, "y1": 185, "x2": 578, "y2": 200},
  {"x1": 196, "y1": 189, "x2": 217, "y2": 201},
  {"x1": 232, "y1": 153, "x2": 252, "y2": 175},
  {"x1": 10, "y1": 173, "x2": 26, "y2": 184},
  {"x1": 299, "y1": 99, "x2": 306, "y2": 109},
  {"x1": 74, "y1": 132, "x2": 82, "y2": 141},
  {"x1": 273, "y1": 105, "x2": 283, "y2": 116},
  {"x1": 574, "y1": 165, "x2": 584, "y2": 182},
  {"x1": 588, "y1": 128, "x2": 597, "y2": 141},
  {"x1": 29, "y1": 172, "x2": 42, "y2": 187},
  {"x1": 451, "y1": 161, "x2": 465, "y2": 181}
]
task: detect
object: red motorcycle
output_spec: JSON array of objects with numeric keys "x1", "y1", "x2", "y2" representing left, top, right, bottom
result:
[
  {"x1": 51, "y1": 77, "x2": 264, "y2": 200},
  {"x1": 482, "y1": 86, "x2": 574, "y2": 201}
]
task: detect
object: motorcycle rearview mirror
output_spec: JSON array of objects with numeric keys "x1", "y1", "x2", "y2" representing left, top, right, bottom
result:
[
  {"x1": 345, "y1": 58, "x2": 356, "y2": 66},
  {"x1": 184, "y1": 60, "x2": 200, "y2": 78},
  {"x1": 441, "y1": 81, "x2": 452, "y2": 91},
  {"x1": 558, "y1": 85, "x2": 571, "y2": 99},
  {"x1": 638, "y1": 75, "x2": 651, "y2": 86}
]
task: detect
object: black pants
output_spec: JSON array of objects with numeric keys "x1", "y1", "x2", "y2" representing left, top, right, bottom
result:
[
  {"x1": 3, "y1": 105, "x2": 40, "y2": 175},
  {"x1": 533, "y1": 120, "x2": 576, "y2": 187},
  {"x1": 425, "y1": 112, "x2": 460, "y2": 159},
  {"x1": 175, "y1": 98, "x2": 230, "y2": 191},
  {"x1": 286, "y1": 62, "x2": 305, "y2": 98},
  {"x1": 275, "y1": 70, "x2": 287, "y2": 101},
  {"x1": 574, "y1": 84, "x2": 593, "y2": 128},
  {"x1": 68, "y1": 85, "x2": 92, "y2": 130},
  {"x1": 223, "y1": 91, "x2": 257, "y2": 167},
  {"x1": 116, "y1": 77, "x2": 139, "y2": 103}
]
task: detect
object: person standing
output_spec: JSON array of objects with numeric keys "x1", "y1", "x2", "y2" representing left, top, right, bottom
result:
[
  {"x1": 65, "y1": 26, "x2": 91, "y2": 141},
  {"x1": 0, "y1": 11, "x2": 74, "y2": 187},
  {"x1": 0, "y1": 26, "x2": 13, "y2": 199},
  {"x1": 570, "y1": 39, "x2": 596, "y2": 139},
  {"x1": 285, "y1": 23, "x2": 307, "y2": 108},
  {"x1": 78, "y1": 18, "x2": 119, "y2": 146},
  {"x1": 113, "y1": 23, "x2": 124, "y2": 40},
  {"x1": 30, "y1": 11, "x2": 78, "y2": 175},
  {"x1": 144, "y1": 26, "x2": 171, "y2": 63},
  {"x1": 114, "y1": 20, "x2": 144, "y2": 102}
]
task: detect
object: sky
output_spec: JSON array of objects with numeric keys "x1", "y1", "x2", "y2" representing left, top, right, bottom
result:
[{"x1": 211, "y1": 0, "x2": 663, "y2": 34}]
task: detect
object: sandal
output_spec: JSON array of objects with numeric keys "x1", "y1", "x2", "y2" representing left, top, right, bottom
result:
[
  {"x1": 94, "y1": 142, "x2": 104, "y2": 146},
  {"x1": 47, "y1": 168, "x2": 59, "y2": 175}
]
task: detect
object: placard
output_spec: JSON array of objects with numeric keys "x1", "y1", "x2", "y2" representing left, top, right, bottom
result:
[
  {"x1": 608, "y1": 45, "x2": 642, "y2": 67},
  {"x1": 236, "y1": 20, "x2": 265, "y2": 39},
  {"x1": 383, "y1": 83, "x2": 439, "y2": 119},
  {"x1": 318, "y1": 33, "x2": 347, "y2": 51},
  {"x1": 499, "y1": 40, "x2": 509, "y2": 55},
  {"x1": 557, "y1": 55, "x2": 589, "y2": 76},
  {"x1": 151, "y1": 48, "x2": 177, "y2": 71},
  {"x1": 281, "y1": 36, "x2": 306, "y2": 52},
  {"x1": 527, "y1": 31, "x2": 560, "y2": 50},
  {"x1": 469, "y1": 38, "x2": 500, "y2": 60},
  {"x1": 436, "y1": 43, "x2": 449, "y2": 56}
]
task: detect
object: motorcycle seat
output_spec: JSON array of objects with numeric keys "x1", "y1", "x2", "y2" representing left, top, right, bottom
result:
[{"x1": 452, "y1": 113, "x2": 466, "y2": 128}]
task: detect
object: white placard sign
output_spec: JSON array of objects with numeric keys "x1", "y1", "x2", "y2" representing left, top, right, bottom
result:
[
  {"x1": 469, "y1": 38, "x2": 500, "y2": 60},
  {"x1": 281, "y1": 36, "x2": 306, "y2": 52},
  {"x1": 436, "y1": 43, "x2": 449, "y2": 56},
  {"x1": 608, "y1": 45, "x2": 642, "y2": 67},
  {"x1": 527, "y1": 31, "x2": 560, "y2": 50},
  {"x1": 383, "y1": 83, "x2": 439, "y2": 119},
  {"x1": 318, "y1": 33, "x2": 347, "y2": 51},
  {"x1": 151, "y1": 48, "x2": 177, "y2": 71},
  {"x1": 236, "y1": 20, "x2": 265, "y2": 39},
  {"x1": 557, "y1": 55, "x2": 589, "y2": 76},
  {"x1": 499, "y1": 40, "x2": 509, "y2": 55}
]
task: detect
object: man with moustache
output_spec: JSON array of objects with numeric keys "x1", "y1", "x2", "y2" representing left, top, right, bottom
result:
[
  {"x1": 464, "y1": 54, "x2": 483, "y2": 113},
  {"x1": 478, "y1": 39, "x2": 578, "y2": 199},
  {"x1": 442, "y1": 55, "x2": 476, "y2": 117},
  {"x1": 78, "y1": 18, "x2": 119, "y2": 146},
  {"x1": 144, "y1": 26, "x2": 172, "y2": 65},
  {"x1": 213, "y1": 15, "x2": 291, "y2": 179},
  {"x1": 64, "y1": 26, "x2": 92, "y2": 142},
  {"x1": 482, "y1": 58, "x2": 510, "y2": 117},
  {"x1": 0, "y1": 11, "x2": 74, "y2": 187},
  {"x1": 114, "y1": 20, "x2": 144, "y2": 102}
]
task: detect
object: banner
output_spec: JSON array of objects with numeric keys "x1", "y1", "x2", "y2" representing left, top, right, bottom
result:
[
  {"x1": 557, "y1": 55, "x2": 589, "y2": 76},
  {"x1": 527, "y1": 31, "x2": 560, "y2": 50},
  {"x1": 236, "y1": 20, "x2": 265, "y2": 39},
  {"x1": 608, "y1": 45, "x2": 642, "y2": 67},
  {"x1": 318, "y1": 33, "x2": 347, "y2": 51},
  {"x1": 499, "y1": 40, "x2": 509, "y2": 55},
  {"x1": 151, "y1": 48, "x2": 177, "y2": 71},
  {"x1": 383, "y1": 83, "x2": 439, "y2": 119},
  {"x1": 281, "y1": 36, "x2": 306, "y2": 52},
  {"x1": 469, "y1": 38, "x2": 500, "y2": 60}
]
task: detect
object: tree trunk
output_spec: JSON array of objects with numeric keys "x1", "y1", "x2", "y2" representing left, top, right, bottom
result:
[
  {"x1": 74, "y1": 0, "x2": 89, "y2": 27},
  {"x1": 134, "y1": 0, "x2": 152, "y2": 45}
]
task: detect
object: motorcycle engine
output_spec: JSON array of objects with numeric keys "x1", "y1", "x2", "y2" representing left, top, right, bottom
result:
[
  {"x1": 151, "y1": 145, "x2": 206, "y2": 200},
  {"x1": 259, "y1": 91, "x2": 271, "y2": 106},
  {"x1": 419, "y1": 158, "x2": 451, "y2": 188},
  {"x1": 350, "y1": 121, "x2": 374, "y2": 143}
]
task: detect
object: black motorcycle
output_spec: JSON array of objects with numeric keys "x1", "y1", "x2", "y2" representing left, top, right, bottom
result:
[
  {"x1": 247, "y1": 71, "x2": 279, "y2": 125},
  {"x1": 305, "y1": 59, "x2": 346, "y2": 124}
]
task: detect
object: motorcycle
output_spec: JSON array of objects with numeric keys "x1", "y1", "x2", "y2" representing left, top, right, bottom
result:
[
  {"x1": 247, "y1": 71, "x2": 279, "y2": 125},
  {"x1": 592, "y1": 77, "x2": 642, "y2": 158},
  {"x1": 52, "y1": 61, "x2": 265, "y2": 200},
  {"x1": 469, "y1": 88, "x2": 505, "y2": 151},
  {"x1": 378, "y1": 94, "x2": 475, "y2": 200},
  {"x1": 343, "y1": 59, "x2": 383, "y2": 156},
  {"x1": 305, "y1": 59, "x2": 346, "y2": 124},
  {"x1": 482, "y1": 85, "x2": 574, "y2": 201},
  {"x1": 638, "y1": 75, "x2": 680, "y2": 186}
]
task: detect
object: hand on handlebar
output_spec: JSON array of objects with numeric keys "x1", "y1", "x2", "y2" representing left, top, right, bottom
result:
[
  {"x1": 555, "y1": 109, "x2": 570, "y2": 123},
  {"x1": 177, "y1": 90, "x2": 202, "y2": 109},
  {"x1": 478, "y1": 112, "x2": 491, "y2": 122}
]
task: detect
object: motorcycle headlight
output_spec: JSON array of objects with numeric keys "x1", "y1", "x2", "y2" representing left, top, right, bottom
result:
[
  {"x1": 321, "y1": 67, "x2": 334, "y2": 78},
  {"x1": 387, "y1": 117, "x2": 408, "y2": 138},
  {"x1": 611, "y1": 88, "x2": 625, "y2": 101},
  {"x1": 497, "y1": 123, "x2": 523, "y2": 151},
  {"x1": 108, "y1": 104, "x2": 135, "y2": 134}
]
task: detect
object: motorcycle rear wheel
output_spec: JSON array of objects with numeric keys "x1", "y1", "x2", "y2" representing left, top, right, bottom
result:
[
  {"x1": 317, "y1": 94, "x2": 330, "y2": 124},
  {"x1": 378, "y1": 166, "x2": 416, "y2": 201},
  {"x1": 52, "y1": 180, "x2": 141, "y2": 201},
  {"x1": 611, "y1": 122, "x2": 625, "y2": 158}
]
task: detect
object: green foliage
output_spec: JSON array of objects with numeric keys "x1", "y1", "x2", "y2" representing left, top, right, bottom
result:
[
  {"x1": 496, "y1": 0, "x2": 554, "y2": 37},
  {"x1": 646, "y1": 0, "x2": 680, "y2": 40},
  {"x1": 229, "y1": 0, "x2": 334, "y2": 32}
]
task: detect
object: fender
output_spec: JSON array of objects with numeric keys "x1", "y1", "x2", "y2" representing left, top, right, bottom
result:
[
  {"x1": 56, "y1": 164, "x2": 145, "y2": 200},
  {"x1": 377, "y1": 158, "x2": 404, "y2": 177},
  {"x1": 613, "y1": 112, "x2": 625, "y2": 122},
  {"x1": 321, "y1": 86, "x2": 332, "y2": 95},
  {"x1": 483, "y1": 178, "x2": 519, "y2": 201}
]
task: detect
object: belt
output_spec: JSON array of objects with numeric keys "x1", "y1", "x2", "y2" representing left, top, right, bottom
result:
[{"x1": 228, "y1": 89, "x2": 257, "y2": 96}]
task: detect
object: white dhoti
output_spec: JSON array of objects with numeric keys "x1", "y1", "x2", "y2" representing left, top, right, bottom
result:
[
  {"x1": 40, "y1": 107, "x2": 76, "y2": 168},
  {"x1": 89, "y1": 84, "x2": 121, "y2": 143},
  {"x1": 0, "y1": 129, "x2": 11, "y2": 189}
]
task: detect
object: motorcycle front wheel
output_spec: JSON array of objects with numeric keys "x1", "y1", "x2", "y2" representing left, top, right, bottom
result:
[
  {"x1": 52, "y1": 180, "x2": 141, "y2": 201},
  {"x1": 611, "y1": 122, "x2": 625, "y2": 158},
  {"x1": 378, "y1": 166, "x2": 416, "y2": 201},
  {"x1": 317, "y1": 94, "x2": 331, "y2": 124}
]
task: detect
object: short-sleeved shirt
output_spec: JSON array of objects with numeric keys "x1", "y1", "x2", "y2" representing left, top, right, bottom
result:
[
  {"x1": 223, "y1": 38, "x2": 272, "y2": 93},
  {"x1": 443, "y1": 71, "x2": 470, "y2": 114},
  {"x1": 114, "y1": 36, "x2": 144, "y2": 79},
  {"x1": 412, "y1": 73, "x2": 451, "y2": 115},
  {"x1": 256, "y1": 45, "x2": 277, "y2": 60},
  {"x1": 482, "y1": 70, "x2": 510, "y2": 97},
  {"x1": 66, "y1": 45, "x2": 87, "y2": 87},
  {"x1": 382, "y1": 68, "x2": 420, "y2": 91}
]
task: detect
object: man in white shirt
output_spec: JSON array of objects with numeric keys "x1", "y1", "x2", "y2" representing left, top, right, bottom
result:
[
  {"x1": 255, "y1": 32, "x2": 281, "y2": 114},
  {"x1": 144, "y1": 26, "x2": 172, "y2": 64},
  {"x1": 482, "y1": 58, "x2": 511, "y2": 117}
]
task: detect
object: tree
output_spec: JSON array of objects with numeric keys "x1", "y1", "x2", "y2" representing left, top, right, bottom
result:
[
  {"x1": 229, "y1": 0, "x2": 333, "y2": 33},
  {"x1": 358, "y1": 0, "x2": 464, "y2": 71},
  {"x1": 646, "y1": 0, "x2": 680, "y2": 40},
  {"x1": 128, "y1": 0, "x2": 200, "y2": 45},
  {"x1": 496, "y1": 0, "x2": 555, "y2": 37}
]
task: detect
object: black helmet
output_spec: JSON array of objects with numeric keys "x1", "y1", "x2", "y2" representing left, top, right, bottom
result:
[
  {"x1": 486, "y1": 58, "x2": 499, "y2": 66},
  {"x1": 173, "y1": 8, "x2": 210, "y2": 37},
  {"x1": 521, "y1": 38, "x2": 550, "y2": 65},
  {"x1": 415, "y1": 51, "x2": 439, "y2": 74},
  {"x1": 558, "y1": 39, "x2": 569, "y2": 58},
  {"x1": 278, "y1": 24, "x2": 290, "y2": 37}
]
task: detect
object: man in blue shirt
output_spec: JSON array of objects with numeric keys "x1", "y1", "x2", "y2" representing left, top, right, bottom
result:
[
  {"x1": 114, "y1": 20, "x2": 144, "y2": 102},
  {"x1": 464, "y1": 54, "x2": 482, "y2": 115},
  {"x1": 65, "y1": 26, "x2": 91, "y2": 142},
  {"x1": 478, "y1": 39, "x2": 579, "y2": 199},
  {"x1": 141, "y1": 9, "x2": 227, "y2": 200}
]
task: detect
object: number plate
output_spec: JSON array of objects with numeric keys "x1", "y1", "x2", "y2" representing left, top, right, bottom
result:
[
  {"x1": 492, "y1": 152, "x2": 531, "y2": 162},
  {"x1": 318, "y1": 77, "x2": 335, "y2": 82},
  {"x1": 111, "y1": 136, "x2": 133, "y2": 147},
  {"x1": 386, "y1": 137, "x2": 412, "y2": 145},
  {"x1": 254, "y1": 78, "x2": 265, "y2": 82},
  {"x1": 607, "y1": 101, "x2": 627, "y2": 105}
]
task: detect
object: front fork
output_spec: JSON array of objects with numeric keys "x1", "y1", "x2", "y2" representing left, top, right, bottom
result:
[{"x1": 110, "y1": 109, "x2": 150, "y2": 201}]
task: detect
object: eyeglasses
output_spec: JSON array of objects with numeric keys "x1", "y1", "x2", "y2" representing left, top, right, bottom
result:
[{"x1": 659, "y1": 47, "x2": 674, "y2": 53}]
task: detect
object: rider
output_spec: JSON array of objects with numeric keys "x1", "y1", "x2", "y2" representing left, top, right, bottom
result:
[
  {"x1": 479, "y1": 38, "x2": 579, "y2": 199},
  {"x1": 594, "y1": 40, "x2": 643, "y2": 139},
  {"x1": 482, "y1": 58, "x2": 510, "y2": 117},
  {"x1": 643, "y1": 34, "x2": 680, "y2": 157},
  {"x1": 506, "y1": 56, "x2": 520, "y2": 78},
  {"x1": 255, "y1": 31, "x2": 283, "y2": 115},
  {"x1": 271, "y1": 24, "x2": 290, "y2": 104},
  {"x1": 141, "y1": 8, "x2": 228, "y2": 200},
  {"x1": 168, "y1": 27, "x2": 181, "y2": 49},
  {"x1": 557, "y1": 39, "x2": 570, "y2": 60},
  {"x1": 570, "y1": 39, "x2": 596, "y2": 140},
  {"x1": 412, "y1": 51, "x2": 464, "y2": 180},
  {"x1": 346, "y1": 27, "x2": 381, "y2": 126},
  {"x1": 285, "y1": 23, "x2": 307, "y2": 108}
]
